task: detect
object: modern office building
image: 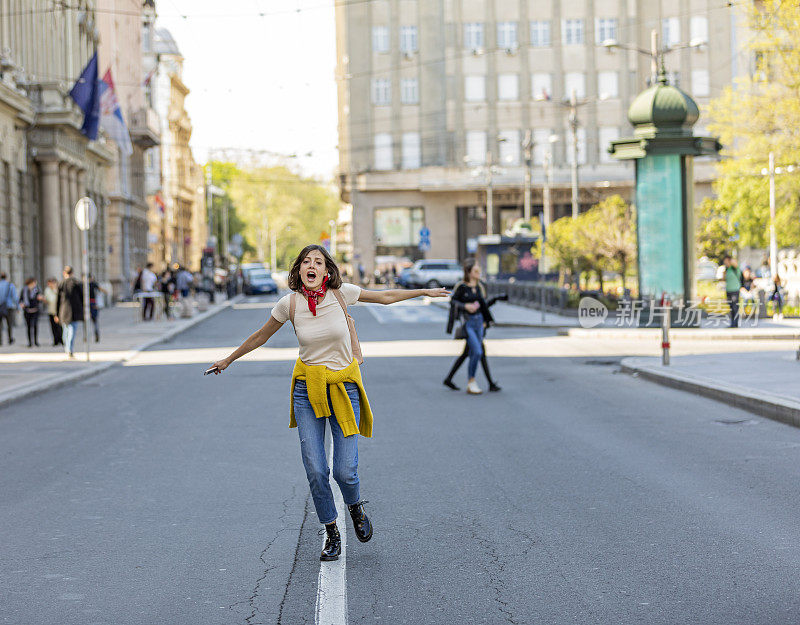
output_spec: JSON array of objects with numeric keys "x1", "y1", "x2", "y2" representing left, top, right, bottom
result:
[{"x1": 335, "y1": 1, "x2": 749, "y2": 274}]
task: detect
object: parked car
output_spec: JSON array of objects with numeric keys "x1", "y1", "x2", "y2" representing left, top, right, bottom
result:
[
  {"x1": 396, "y1": 267, "x2": 414, "y2": 288},
  {"x1": 405, "y1": 259, "x2": 463, "y2": 289},
  {"x1": 243, "y1": 268, "x2": 278, "y2": 295}
]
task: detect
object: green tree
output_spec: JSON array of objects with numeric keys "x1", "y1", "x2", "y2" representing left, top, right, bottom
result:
[
  {"x1": 696, "y1": 196, "x2": 735, "y2": 261},
  {"x1": 705, "y1": 0, "x2": 800, "y2": 249},
  {"x1": 592, "y1": 195, "x2": 637, "y2": 292}
]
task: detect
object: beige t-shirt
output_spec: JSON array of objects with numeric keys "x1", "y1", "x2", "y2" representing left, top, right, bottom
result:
[{"x1": 271, "y1": 282, "x2": 362, "y2": 370}]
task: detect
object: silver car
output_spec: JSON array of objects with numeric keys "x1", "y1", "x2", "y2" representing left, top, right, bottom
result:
[{"x1": 406, "y1": 259, "x2": 463, "y2": 288}]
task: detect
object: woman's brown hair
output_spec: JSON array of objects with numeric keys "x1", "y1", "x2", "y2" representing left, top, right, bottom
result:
[
  {"x1": 462, "y1": 258, "x2": 477, "y2": 282},
  {"x1": 287, "y1": 244, "x2": 343, "y2": 291}
]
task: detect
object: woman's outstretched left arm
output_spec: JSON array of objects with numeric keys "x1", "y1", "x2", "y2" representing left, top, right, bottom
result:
[{"x1": 358, "y1": 288, "x2": 449, "y2": 305}]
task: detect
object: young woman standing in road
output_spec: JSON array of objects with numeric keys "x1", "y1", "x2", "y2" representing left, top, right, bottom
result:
[
  {"x1": 445, "y1": 259, "x2": 495, "y2": 394},
  {"x1": 209, "y1": 244, "x2": 448, "y2": 561}
]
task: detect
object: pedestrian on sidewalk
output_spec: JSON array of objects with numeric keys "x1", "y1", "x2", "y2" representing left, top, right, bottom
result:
[
  {"x1": 44, "y1": 278, "x2": 64, "y2": 347},
  {"x1": 20, "y1": 278, "x2": 42, "y2": 347},
  {"x1": 770, "y1": 273, "x2": 785, "y2": 320},
  {"x1": 43, "y1": 278, "x2": 63, "y2": 346},
  {"x1": 721, "y1": 255, "x2": 743, "y2": 328},
  {"x1": 209, "y1": 244, "x2": 449, "y2": 562},
  {"x1": 444, "y1": 259, "x2": 495, "y2": 394},
  {"x1": 0, "y1": 272, "x2": 17, "y2": 345},
  {"x1": 160, "y1": 269, "x2": 176, "y2": 320},
  {"x1": 443, "y1": 274, "x2": 507, "y2": 392},
  {"x1": 140, "y1": 263, "x2": 158, "y2": 321},
  {"x1": 55, "y1": 266, "x2": 84, "y2": 358},
  {"x1": 88, "y1": 276, "x2": 107, "y2": 342}
]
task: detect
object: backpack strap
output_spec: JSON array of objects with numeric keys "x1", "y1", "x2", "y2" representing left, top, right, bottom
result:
[
  {"x1": 288, "y1": 292, "x2": 297, "y2": 334},
  {"x1": 331, "y1": 288, "x2": 363, "y2": 365}
]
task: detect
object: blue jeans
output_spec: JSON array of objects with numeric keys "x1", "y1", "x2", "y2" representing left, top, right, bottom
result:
[
  {"x1": 63, "y1": 321, "x2": 80, "y2": 354},
  {"x1": 464, "y1": 313, "x2": 485, "y2": 378},
  {"x1": 292, "y1": 379, "x2": 361, "y2": 524}
]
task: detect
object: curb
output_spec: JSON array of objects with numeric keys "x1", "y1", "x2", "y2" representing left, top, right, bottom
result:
[
  {"x1": 0, "y1": 295, "x2": 244, "y2": 411},
  {"x1": 563, "y1": 328, "x2": 800, "y2": 341},
  {"x1": 620, "y1": 356, "x2": 800, "y2": 429}
]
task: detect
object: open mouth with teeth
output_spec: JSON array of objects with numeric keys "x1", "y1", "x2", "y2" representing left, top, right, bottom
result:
[{"x1": 306, "y1": 270, "x2": 318, "y2": 282}]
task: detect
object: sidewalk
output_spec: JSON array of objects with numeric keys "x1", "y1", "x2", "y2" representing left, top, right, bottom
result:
[
  {"x1": 431, "y1": 299, "x2": 579, "y2": 328},
  {"x1": 0, "y1": 294, "x2": 241, "y2": 409},
  {"x1": 621, "y1": 351, "x2": 800, "y2": 428}
]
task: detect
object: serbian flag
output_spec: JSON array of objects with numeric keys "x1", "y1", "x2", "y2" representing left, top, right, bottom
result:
[
  {"x1": 154, "y1": 192, "x2": 166, "y2": 215},
  {"x1": 99, "y1": 69, "x2": 133, "y2": 155}
]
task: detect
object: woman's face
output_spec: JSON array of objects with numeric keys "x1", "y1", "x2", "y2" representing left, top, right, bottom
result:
[
  {"x1": 300, "y1": 250, "x2": 327, "y2": 290},
  {"x1": 469, "y1": 264, "x2": 481, "y2": 281}
]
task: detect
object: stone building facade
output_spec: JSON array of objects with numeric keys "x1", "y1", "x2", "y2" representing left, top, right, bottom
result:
[
  {"x1": 142, "y1": 18, "x2": 206, "y2": 272},
  {"x1": 0, "y1": 0, "x2": 115, "y2": 287},
  {"x1": 335, "y1": 0, "x2": 751, "y2": 274}
]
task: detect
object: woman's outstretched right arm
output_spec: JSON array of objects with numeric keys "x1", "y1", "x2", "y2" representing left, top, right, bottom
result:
[{"x1": 210, "y1": 317, "x2": 284, "y2": 373}]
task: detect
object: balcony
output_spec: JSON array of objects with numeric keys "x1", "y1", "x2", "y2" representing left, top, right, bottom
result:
[{"x1": 129, "y1": 107, "x2": 160, "y2": 148}]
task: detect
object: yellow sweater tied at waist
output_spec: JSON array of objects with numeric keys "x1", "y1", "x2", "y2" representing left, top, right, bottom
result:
[{"x1": 290, "y1": 358, "x2": 373, "y2": 438}]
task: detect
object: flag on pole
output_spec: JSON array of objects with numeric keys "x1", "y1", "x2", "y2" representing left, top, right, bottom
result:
[
  {"x1": 68, "y1": 52, "x2": 101, "y2": 140},
  {"x1": 154, "y1": 192, "x2": 166, "y2": 216},
  {"x1": 99, "y1": 69, "x2": 133, "y2": 155}
]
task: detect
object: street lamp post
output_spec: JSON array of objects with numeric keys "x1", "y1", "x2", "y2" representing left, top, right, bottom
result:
[
  {"x1": 769, "y1": 151, "x2": 777, "y2": 278},
  {"x1": 522, "y1": 130, "x2": 532, "y2": 222},
  {"x1": 329, "y1": 219, "x2": 338, "y2": 258},
  {"x1": 568, "y1": 90, "x2": 580, "y2": 219},
  {"x1": 486, "y1": 150, "x2": 495, "y2": 235}
]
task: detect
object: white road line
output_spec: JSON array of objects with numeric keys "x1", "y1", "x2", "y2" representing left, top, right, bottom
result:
[
  {"x1": 316, "y1": 444, "x2": 348, "y2": 625},
  {"x1": 365, "y1": 304, "x2": 388, "y2": 324}
]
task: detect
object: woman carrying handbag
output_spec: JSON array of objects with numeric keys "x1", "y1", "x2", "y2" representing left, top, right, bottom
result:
[
  {"x1": 444, "y1": 259, "x2": 496, "y2": 394},
  {"x1": 208, "y1": 244, "x2": 448, "y2": 561}
]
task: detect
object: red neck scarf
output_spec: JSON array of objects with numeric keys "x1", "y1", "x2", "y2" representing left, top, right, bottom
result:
[{"x1": 301, "y1": 275, "x2": 329, "y2": 316}]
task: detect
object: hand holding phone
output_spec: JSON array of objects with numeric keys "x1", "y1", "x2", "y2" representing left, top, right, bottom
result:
[{"x1": 204, "y1": 366, "x2": 220, "y2": 376}]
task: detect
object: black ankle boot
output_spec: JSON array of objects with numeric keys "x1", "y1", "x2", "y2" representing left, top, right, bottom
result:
[
  {"x1": 348, "y1": 501, "x2": 373, "y2": 543},
  {"x1": 443, "y1": 379, "x2": 459, "y2": 391},
  {"x1": 320, "y1": 522, "x2": 341, "y2": 561},
  {"x1": 489, "y1": 381, "x2": 501, "y2": 392}
]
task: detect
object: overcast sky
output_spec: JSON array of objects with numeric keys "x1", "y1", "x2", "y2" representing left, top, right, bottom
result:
[{"x1": 157, "y1": 0, "x2": 339, "y2": 179}]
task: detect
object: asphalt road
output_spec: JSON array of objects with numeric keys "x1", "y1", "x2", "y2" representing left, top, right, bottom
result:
[{"x1": 3, "y1": 295, "x2": 800, "y2": 624}]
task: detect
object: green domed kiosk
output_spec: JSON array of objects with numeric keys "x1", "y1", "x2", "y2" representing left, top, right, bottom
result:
[{"x1": 609, "y1": 71, "x2": 721, "y2": 320}]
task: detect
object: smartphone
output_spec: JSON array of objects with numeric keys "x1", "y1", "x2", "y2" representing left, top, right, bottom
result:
[{"x1": 204, "y1": 366, "x2": 219, "y2": 376}]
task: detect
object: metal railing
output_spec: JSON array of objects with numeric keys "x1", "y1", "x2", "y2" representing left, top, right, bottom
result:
[{"x1": 485, "y1": 280, "x2": 572, "y2": 314}]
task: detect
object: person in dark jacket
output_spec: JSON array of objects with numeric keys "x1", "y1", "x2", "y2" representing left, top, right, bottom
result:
[
  {"x1": 444, "y1": 259, "x2": 495, "y2": 394},
  {"x1": 444, "y1": 287, "x2": 507, "y2": 392},
  {"x1": 55, "y1": 266, "x2": 84, "y2": 358},
  {"x1": 20, "y1": 277, "x2": 42, "y2": 347}
]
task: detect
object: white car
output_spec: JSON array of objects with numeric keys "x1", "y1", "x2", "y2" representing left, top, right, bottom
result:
[{"x1": 405, "y1": 259, "x2": 463, "y2": 289}]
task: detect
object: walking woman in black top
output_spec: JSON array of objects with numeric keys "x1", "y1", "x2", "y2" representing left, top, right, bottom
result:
[{"x1": 445, "y1": 259, "x2": 496, "y2": 394}]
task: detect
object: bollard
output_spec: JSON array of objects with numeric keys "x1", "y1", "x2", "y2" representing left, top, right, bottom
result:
[{"x1": 662, "y1": 299, "x2": 671, "y2": 366}]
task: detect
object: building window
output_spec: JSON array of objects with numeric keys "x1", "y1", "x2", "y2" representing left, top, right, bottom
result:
[
  {"x1": 402, "y1": 132, "x2": 421, "y2": 169},
  {"x1": 374, "y1": 133, "x2": 393, "y2": 170},
  {"x1": 372, "y1": 26, "x2": 389, "y2": 53},
  {"x1": 372, "y1": 78, "x2": 391, "y2": 105},
  {"x1": 530, "y1": 20, "x2": 551, "y2": 47},
  {"x1": 465, "y1": 131, "x2": 486, "y2": 164},
  {"x1": 531, "y1": 73, "x2": 552, "y2": 101},
  {"x1": 497, "y1": 21, "x2": 518, "y2": 49},
  {"x1": 562, "y1": 19, "x2": 584, "y2": 45},
  {"x1": 666, "y1": 70, "x2": 681, "y2": 87},
  {"x1": 564, "y1": 72, "x2": 585, "y2": 99},
  {"x1": 498, "y1": 130, "x2": 520, "y2": 165},
  {"x1": 465, "y1": 75, "x2": 486, "y2": 102},
  {"x1": 374, "y1": 206, "x2": 425, "y2": 247},
  {"x1": 464, "y1": 22, "x2": 484, "y2": 50},
  {"x1": 692, "y1": 69, "x2": 710, "y2": 96},
  {"x1": 598, "y1": 127, "x2": 619, "y2": 163},
  {"x1": 498, "y1": 74, "x2": 519, "y2": 101},
  {"x1": 400, "y1": 25, "x2": 418, "y2": 53},
  {"x1": 598, "y1": 71, "x2": 618, "y2": 99},
  {"x1": 662, "y1": 17, "x2": 680, "y2": 48},
  {"x1": 595, "y1": 17, "x2": 618, "y2": 44},
  {"x1": 532, "y1": 128, "x2": 553, "y2": 165},
  {"x1": 690, "y1": 16, "x2": 708, "y2": 45},
  {"x1": 401, "y1": 78, "x2": 419, "y2": 104}
]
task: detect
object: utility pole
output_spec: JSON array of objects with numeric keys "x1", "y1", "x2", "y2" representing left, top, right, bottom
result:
[
  {"x1": 542, "y1": 141, "x2": 555, "y2": 274},
  {"x1": 271, "y1": 229, "x2": 277, "y2": 271},
  {"x1": 486, "y1": 150, "x2": 494, "y2": 235},
  {"x1": 329, "y1": 219, "x2": 337, "y2": 258},
  {"x1": 205, "y1": 163, "x2": 213, "y2": 249},
  {"x1": 769, "y1": 151, "x2": 777, "y2": 277},
  {"x1": 568, "y1": 89, "x2": 580, "y2": 219},
  {"x1": 650, "y1": 29, "x2": 659, "y2": 84},
  {"x1": 522, "y1": 130, "x2": 533, "y2": 222},
  {"x1": 222, "y1": 198, "x2": 229, "y2": 265}
]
